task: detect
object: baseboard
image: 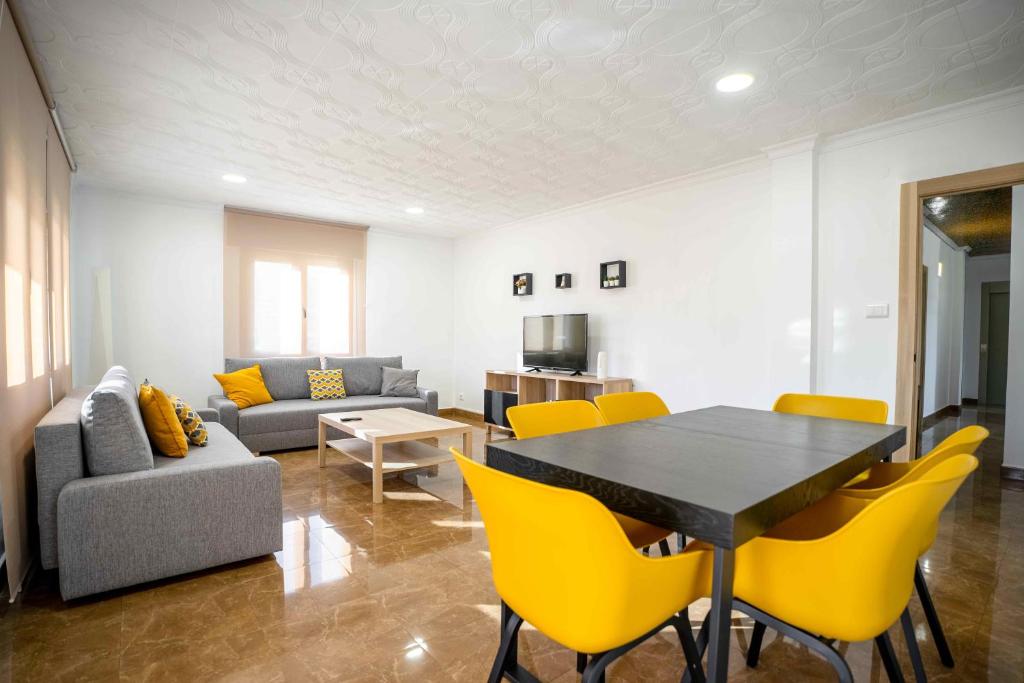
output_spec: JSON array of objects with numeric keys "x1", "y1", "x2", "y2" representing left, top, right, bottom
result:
[
  {"x1": 1001, "y1": 465, "x2": 1024, "y2": 482},
  {"x1": 438, "y1": 407, "x2": 485, "y2": 422},
  {"x1": 961, "y1": 397, "x2": 978, "y2": 405},
  {"x1": 922, "y1": 404, "x2": 961, "y2": 430}
]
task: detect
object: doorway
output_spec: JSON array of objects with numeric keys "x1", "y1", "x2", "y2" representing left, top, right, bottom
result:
[
  {"x1": 980, "y1": 282, "x2": 1011, "y2": 406},
  {"x1": 896, "y1": 162, "x2": 1024, "y2": 460}
]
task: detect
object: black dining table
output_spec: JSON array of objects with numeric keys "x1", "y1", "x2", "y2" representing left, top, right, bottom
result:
[{"x1": 485, "y1": 405, "x2": 906, "y2": 682}]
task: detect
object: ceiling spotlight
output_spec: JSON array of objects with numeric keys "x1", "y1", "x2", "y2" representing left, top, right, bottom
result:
[
  {"x1": 222, "y1": 173, "x2": 247, "y2": 183},
  {"x1": 405, "y1": 207, "x2": 424, "y2": 215},
  {"x1": 715, "y1": 73, "x2": 754, "y2": 93}
]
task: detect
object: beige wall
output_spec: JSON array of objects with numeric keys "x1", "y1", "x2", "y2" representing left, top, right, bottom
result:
[{"x1": 0, "y1": 1, "x2": 72, "y2": 598}]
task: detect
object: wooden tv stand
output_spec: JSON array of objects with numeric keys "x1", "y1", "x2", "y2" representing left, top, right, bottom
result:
[{"x1": 484, "y1": 370, "x2": 633, "y2": 441}]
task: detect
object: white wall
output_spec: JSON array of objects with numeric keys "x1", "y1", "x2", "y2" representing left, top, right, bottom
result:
[
  {"x1": 366, "y1": 231, "x2": 454, "y2": 407},
  {"x1": 452, "y1": 89, "x2": 1024, "y2": 423},
  {"x1": 962, "y1": 254, "x2": 1012, "y2": 400},
  {"x1": 1005, "y1": 186, "x2": 1024, "y2": 472},
  {"x1": 71, "y1": 186, "x2": 457, "y2": 408},
  {"x1": 815, "y1": 91, "x2": 1024, "y2": 410},
  {"x1": 71, "y1": 186, "x2": 225, "y2": 406},
  {"x1": 920, "y1": 226, "x2": 965, "y2": 416},
  {"x1": 453, "y1": 161, "x2": 787, "y2": 413}
]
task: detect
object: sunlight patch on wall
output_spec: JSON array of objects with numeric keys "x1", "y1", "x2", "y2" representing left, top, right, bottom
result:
[{"x1": 5, "y1": 265, "x2": 26, "y2": 387}]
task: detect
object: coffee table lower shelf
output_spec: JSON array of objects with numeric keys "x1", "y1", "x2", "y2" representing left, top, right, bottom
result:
[{"x1": 325, "y1": 438, "x2": 452, "y2": 473}]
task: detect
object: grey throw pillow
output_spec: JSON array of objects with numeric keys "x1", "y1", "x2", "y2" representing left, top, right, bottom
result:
[
  {"x1": 80, "y1": 366, "x2": 155, "y2": 476},
  {"x1": 380, "y1": 367, "x2": 419, "y2": 398}
]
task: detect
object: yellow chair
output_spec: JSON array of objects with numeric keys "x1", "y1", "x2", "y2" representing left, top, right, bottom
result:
[
  {"x1": 773, "y1": 393, "x2": 889, "y2": 424},
  {"x1": 835, "y1": 425, "x2": 989, "y2": 670},
  {"x1": 451, "y1": 448, "x2": 711, "y2": 683},
  {"x1": 506, "y1": 401, "x2": 675, "y2": 554},
  {"x1": 723, "y1": 454, "x2": 978, "y2": 682},
  {"x1": 594, "y1": 391, "x2": 670, "y2": 425}
]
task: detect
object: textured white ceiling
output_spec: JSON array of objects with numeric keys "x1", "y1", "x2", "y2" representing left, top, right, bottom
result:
[{"x1": 20, "y1": 0, "x2": 1024, "y2": 237}]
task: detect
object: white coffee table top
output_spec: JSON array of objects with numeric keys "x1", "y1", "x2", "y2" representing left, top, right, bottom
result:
[{"x1": 319, "y1": 408, "x2": 471, "y2": 444}]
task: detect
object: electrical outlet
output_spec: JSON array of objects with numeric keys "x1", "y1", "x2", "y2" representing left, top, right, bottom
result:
[{"x1": 458, "y1": 393, "x2": 464, "y2": 402}]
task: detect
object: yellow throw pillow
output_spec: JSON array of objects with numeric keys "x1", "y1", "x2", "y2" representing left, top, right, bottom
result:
[
  {"x1": 213, "y1": 364, "x2": 274, "y2": 409},
  {"x1": 307, "y1": 369, "x2": 347, "y2": 400},
  {"x1": 139, "y1": 382, "x2": 189, "y2": 457},
  {"x1": 170, "y1": 394, "x2": 208, "y2": 447}
]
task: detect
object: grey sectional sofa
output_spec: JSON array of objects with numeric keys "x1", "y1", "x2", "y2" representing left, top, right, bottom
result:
[
  {"x1": 208, "y1": 355, "x2": 438, "y2": 453},
  {"x1": 35, "y1": 366, "x2": 282, "y2": 600}
]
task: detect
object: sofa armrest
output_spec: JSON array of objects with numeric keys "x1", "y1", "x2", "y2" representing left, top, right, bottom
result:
[
  {"x1": 197, "y1": 407, "x2": 219, "y2": 423},
  {"x1": 417, "y1": 387, "x2": 438, "y2": 416},
  {"x1": 56, "y1": 456, "x2": 282, "y2": 600},
  {"x1": 207, "y1": 395, "x2": 238, "y2": 434}
]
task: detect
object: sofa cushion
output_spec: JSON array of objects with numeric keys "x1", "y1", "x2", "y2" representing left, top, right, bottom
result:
[
  {"x1": 214, "y1": 365, "x2": 274, "y2": 409},
  {"x1": 381, "y1": 367, "x2": 419, "y2": 398},
  {"x1": 238, "y1": 395, "x2": 426, "y2": 435},
  {"x1": 225, "y1": 357, "x2": 321, "y2": 400},
  {"x1": 322, "y1": 356, "x2": 402, "y2": 396},
  {"x1": 154, "y1": 423, "x2": 255, "y2": 469},
  {"x1": 307, "y1": 369, "x2": 347, "y2": 400},
  {"x1": 138, "y1": 382, "x2": 189, "y2": 457},
  {"x1": 80, "y1": 366, "x2": 154, "y2": 476}
]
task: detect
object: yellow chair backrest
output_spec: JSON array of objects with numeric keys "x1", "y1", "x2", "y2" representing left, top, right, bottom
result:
[
  {"x1": 842, "y1": 425, "x2": 989, "y2": 498},
  {"x1": 506, "y1": 400, "x2": 605, "y2": 440},
  {"x1": 741, "y1": 454, "x2": 977, "y2": 642},
  {"x1": 773, "y1": 393, "x2": 888, "y2": 424},
  {"x1": 594, "y1": 391, "x2": 670, "y2": 425},
  {"x1": 450, "y1": 449, "x2": 708, "y2": 653},
  {"x1": 929, "y1": 424, "x2": 989, "y2": 456}
]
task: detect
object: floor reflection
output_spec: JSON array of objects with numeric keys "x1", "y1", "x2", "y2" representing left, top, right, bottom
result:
[{"x1": 1, "y1": 414, "x2": 1021, "y2": 681}]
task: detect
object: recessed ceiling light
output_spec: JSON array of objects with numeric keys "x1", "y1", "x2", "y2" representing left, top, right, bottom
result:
[
  {"x1": 222, "y1": 173, "x2": 247, "y2": 183},
  {"x1": 405, "y1": 207, "x2": 424, "y2": 215},
  {"x1": 715, "y1": 73, "x2": 754, "y2": 93}
]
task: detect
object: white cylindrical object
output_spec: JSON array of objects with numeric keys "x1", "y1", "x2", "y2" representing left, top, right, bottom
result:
[{"x1": 596, "y1": 351, "x2": 608, "y2": 378}]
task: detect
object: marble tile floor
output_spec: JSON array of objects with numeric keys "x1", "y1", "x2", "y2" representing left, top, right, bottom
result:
[{"x1": 0, "y1": 409, "x2": 1021, "y2": 682}]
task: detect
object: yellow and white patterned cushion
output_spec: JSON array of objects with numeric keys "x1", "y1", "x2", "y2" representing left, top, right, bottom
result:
[
  {"x1": 169, "y1": 394, "x2": 208, "y2": 446},
  {"x1": 307, "y1": 369, "x2": 347, "y2": 400}
]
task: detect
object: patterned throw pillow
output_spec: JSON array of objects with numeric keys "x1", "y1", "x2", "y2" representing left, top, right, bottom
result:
[
  {"x1": 307, "y1": 369, "x2": 347, "y2": 400},
  {"x1": 169, "y1": 394, "x2": 208, "y2": 446}
]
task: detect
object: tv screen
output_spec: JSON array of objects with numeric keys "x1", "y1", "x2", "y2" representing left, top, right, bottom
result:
[{"x1": 523, "y1": 314, "x2": 588, "y2": 372}]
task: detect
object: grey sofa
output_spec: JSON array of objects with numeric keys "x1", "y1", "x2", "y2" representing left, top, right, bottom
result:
[
  {"x1": 35, "y1": 367, "x2": 282, "y2": 600},
  {"x1": 208, "y1": 356, "x2": 438, "y2": 453}
]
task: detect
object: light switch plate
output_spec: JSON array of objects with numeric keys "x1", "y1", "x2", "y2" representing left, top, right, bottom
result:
[{"x1": 866, "y1": 304, "x2": 890, "y2": 319}]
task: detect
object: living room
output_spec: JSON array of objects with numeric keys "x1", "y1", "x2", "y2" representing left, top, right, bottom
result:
[{"x1": 2, "y1": 0, "x2": 1024, "y2": 681}]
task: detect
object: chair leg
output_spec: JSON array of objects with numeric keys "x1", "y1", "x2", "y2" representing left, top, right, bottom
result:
[
  {"x1": 672, "y1": 612, "x2": 706, "y2": 683},
  {"x1": 642, "y1": 545, "x2": 651, "y2": 556},
  {"x1": 746, "y1": 621, "x2": 767, "y2": 668},
  {"x1": 875, "y1": 631, "x2": 906, "y2": 683},
  {"x1": 733, "y1": 599, "x2": 853, "y2": 683},
  {"x1": 677, "y1": 532, "x2": 686, "y2": 552},
  {"x1": 915, "y1": 561, "x2": 954, "y2": 667},
  {"x1": 900, "y1": 607, "x2": 928, "y2": 683},
  {"x1": 681, "y1": 611, "x2": 712, "y2": 683},
  {"x1": 489, "y1": 602, "x2": 524, "y2": 683},
  {"x1": 658, "y1": 538, "x2": 672, "y2": 556},
  {"x1": 577, "y1": 652, "x2": 587, "y2": 675}
]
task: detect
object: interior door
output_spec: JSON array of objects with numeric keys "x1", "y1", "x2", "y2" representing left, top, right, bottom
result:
[{"x1": 985, "y1": 290, "x2": 1011, "y2": 406}]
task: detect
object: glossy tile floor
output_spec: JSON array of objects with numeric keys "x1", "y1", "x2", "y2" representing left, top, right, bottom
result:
[{"x1": 1, "y1": 409, "x2": 1021, "y2": 682}]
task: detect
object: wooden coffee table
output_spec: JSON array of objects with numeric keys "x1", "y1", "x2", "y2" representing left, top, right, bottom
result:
[{"x1": 318, "y1": 408, "x2": 473, "y2": 503}]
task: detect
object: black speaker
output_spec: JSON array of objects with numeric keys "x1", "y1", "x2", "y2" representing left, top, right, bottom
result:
[{"x1": 484, "y1": 389, "x2": 517, "y2": 429}]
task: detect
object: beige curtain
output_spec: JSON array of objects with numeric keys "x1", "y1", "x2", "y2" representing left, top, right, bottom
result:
[
  {"x1": 0, "y1": 1, "x2": 73, "y2": 598},
  {"x1": 224, "y1": 208, "x2": 367, "y2": 359}
]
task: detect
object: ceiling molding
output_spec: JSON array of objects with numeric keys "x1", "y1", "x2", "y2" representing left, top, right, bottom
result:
[{"x1": 819, "y1": 85, "x2": 1024, "y2": 156}]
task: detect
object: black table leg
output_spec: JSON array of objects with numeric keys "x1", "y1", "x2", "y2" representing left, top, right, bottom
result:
[{"x1": 706, "y1": 546, "x2": 735, "y2": 683}]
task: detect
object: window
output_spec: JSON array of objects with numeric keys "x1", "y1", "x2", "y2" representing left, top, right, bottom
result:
[{"x1": 224, "y1": 209, "x2": 366, "y2": 358}]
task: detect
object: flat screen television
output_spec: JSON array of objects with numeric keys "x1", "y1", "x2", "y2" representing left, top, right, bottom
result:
[{"x1": 523, "y1": 314, "x2": 588, "y2": 373}]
